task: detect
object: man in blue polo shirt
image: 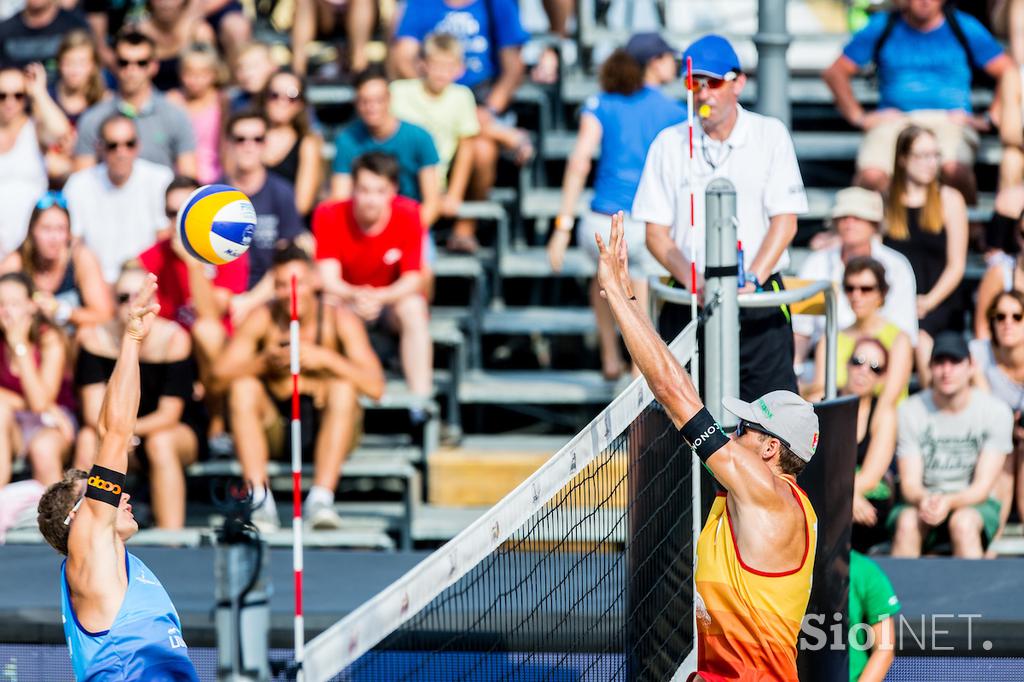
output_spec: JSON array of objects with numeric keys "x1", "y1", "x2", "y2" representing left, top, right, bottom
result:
[{"x1": 823, "y1": 0, "x2": 1020, "y2": 201}]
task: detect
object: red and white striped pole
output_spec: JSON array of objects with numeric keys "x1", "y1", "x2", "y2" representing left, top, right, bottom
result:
[
  {"x1": 685, "y1": 56, "x2": 699, "y2": 390},
  {"x1": 290, "y1": 274, "x2": 305, "y2": 679}
]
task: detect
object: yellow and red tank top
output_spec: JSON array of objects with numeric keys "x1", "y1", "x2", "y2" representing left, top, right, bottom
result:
[{"x1": 692, "y1": 475, "x2": 817, "y2": 682}]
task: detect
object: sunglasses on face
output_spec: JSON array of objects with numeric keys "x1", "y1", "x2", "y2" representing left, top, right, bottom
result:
[
  {"x1": 0, "y1": 91, "x2": 25, "y2": 102},
  {"x1": 166, "y1": 207, "x2": 179, "y2": 219},
  {"x1": 104, "y1": 138, "x2": 137, "y2": 151},
  {"x1": 849, "y1": 354, "x2": 886, "y2": 375},
  {"x1": 116, "y1": 57, "x2": 151, "y2": 69},
  {"x1": 36, "y1": 191, "x2": 68, "y2": 210},
  {"x1": 735, "y1": 419, "x2": 791, "y2": 449},
  {"x1": 685, "y1": 72, "x2": 737, "y2": 92},
  {"x1": 231, "y1": 134, "x2": 265, "y2": 144},
  {"x1": 268, "y1": 90, "x2": 301, "y2": 103},
  {"x1": 991, "y1": 311, "x2": 1024, "y2": 323},
  {"x1": 844, "y1": 283, "x2": 879, "y2": 294}
]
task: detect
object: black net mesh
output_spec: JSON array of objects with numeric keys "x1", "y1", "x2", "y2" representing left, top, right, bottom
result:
[{"x1": 329, "y1": 402, "x2": 694, "y2": 681}]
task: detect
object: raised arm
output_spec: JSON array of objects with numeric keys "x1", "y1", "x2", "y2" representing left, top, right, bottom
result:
[{"x1": 596, "y1": 212, "x2": 782, "y2": 506}]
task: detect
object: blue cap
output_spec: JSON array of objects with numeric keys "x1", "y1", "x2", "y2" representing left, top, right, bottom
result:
[
  {"x1": 624, "y1": 32, "x2": 675, "y2": 66},
  {"x1": 682, "y1": 34, "x2": 741, "y2": 78}
]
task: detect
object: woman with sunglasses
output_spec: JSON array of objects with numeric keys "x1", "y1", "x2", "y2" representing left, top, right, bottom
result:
[
  {"x1": 0, "y1": 194, "x2": 112, "y2": 331},
  {"x1": 74, "y1": 264, "x2": 202, "y2": 529},
  {"x1": 0, "y1": 272, "x2": 77, "y2": 489},
  {"x1": 0, "y1": 65, "x2": 70, "y2": 255},
  {"x1": 810, "y1": 256, "x2": 912, "y2": 407},
  {"x1": 167, "y1": 44, "x2": 227, "y2": 185},
  {"x1": 137, "y1": 0, "x2": 216, "y2": 92},
  {"x1": 970, "y1": 290, "x2": 1024, "y2": 554},
  {"x1": 259, "y1": 70, "x2": 323, "y2": 217},
  {"x1": 843, "y1": 337, "x2": 898, "y2": 553},
  {"x1": 882, "y1": 125, "x2": 968, "y2": 387}
]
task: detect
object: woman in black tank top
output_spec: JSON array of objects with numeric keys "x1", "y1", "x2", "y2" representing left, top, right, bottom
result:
[
  {"x1": 844, "y1": 337, "x2": 898, "y2": 553},
  {"x1": 260, "y1": 71, "x2": 323, "y2": 217}
]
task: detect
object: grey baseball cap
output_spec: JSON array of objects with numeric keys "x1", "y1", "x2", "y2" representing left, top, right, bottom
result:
[{"x1": 722, "y1": 390, "x2": 820, "y2": 462}]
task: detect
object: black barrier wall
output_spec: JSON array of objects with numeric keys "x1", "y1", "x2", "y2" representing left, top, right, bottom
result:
[{"x1": 797, "y1": 396, "x2": 857, "y2": 681}]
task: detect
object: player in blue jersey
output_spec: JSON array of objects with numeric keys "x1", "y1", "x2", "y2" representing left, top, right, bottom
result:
[{"x1": 36, "y1": 274, "x2": 200, "y2": 681}]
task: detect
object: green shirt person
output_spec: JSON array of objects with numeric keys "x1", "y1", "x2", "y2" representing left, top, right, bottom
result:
[{"x1": 849, "y1": 550, "x2": 901, "y2": 681}]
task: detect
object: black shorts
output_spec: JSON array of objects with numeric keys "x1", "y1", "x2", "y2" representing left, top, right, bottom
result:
[
  {"x1": 657, "y1": 272, "x2": 798, "y2": 401},
  {"x1": 271, "y1": 393, "x2": 320, "y2": 458}
]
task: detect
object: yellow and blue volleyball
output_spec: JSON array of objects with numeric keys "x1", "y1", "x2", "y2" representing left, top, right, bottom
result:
[{"x1": 177, "y1": 184, "x2": 257, "y2": 265}]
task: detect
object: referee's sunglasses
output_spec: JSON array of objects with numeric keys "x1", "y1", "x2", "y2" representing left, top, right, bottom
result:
[
  {"x1": 685, "y1": 71, "x2": 738, "y2": 92},
  {"x1": 735, "y1": 419, "x2": 791, "y2": 450}
]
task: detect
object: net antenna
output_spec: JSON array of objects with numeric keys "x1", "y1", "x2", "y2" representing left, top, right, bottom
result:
[
  {"x1": 301, "y1": 322, "x2": 701, "y2": 682},
  {"x1": 290, "y1": 274, "x2": 305, "y2": 679}
]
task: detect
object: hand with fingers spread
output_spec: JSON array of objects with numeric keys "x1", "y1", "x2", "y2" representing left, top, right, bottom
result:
[
  {"x1": 125, "y1": 274, "x2": 161, "y2": 343},
  {"x1": 594, "y1": 211, "x2": 635, "y2": 302}
]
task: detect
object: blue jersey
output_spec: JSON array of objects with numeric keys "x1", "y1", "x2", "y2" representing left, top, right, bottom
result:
[{"x1": 61, "y1": 551, "x2": 199, "y2": 681}]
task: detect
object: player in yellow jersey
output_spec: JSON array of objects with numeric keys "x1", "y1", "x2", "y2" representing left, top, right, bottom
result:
[{"x1": 595, "y1": 212, "x2": 820, "y2": 681}]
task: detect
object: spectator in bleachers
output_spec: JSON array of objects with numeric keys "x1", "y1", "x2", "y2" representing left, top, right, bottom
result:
[
  {"x1": 531, "y1": 0, "x2": 575, "y2": 84},
  {"x1": 47, "y1": 31, "x2": 108, "y2": 184},
  {"x1": 822, "y1": 0, "x2": 1020, "y2": 202},
  {"x1": 0, "y1": 192, "x2": 113, "y2": 331},
  {"x1": 64, "y1": 113, "x2": 173, "y2": 282},
  {"x1": 848, "y1": 550, "x2": 899, "y2": 682},
  {"x1": 73, "y1": 29, "x2": 197, "y2": 178},
  {"x1": 51, "y1": 30, "x2": 108, "y2": 127},
  {"x1": 547, "y1": 35, "x2": 685, "y2": 381},
  {"x1": 389, "y1": 32, "x2": 480, "y2": 239},
  {"x1": 891, "y1": 332, "x2": 1012, "y2": 558},
  {"x1": 315, "y1": 152, "x2": 433, "y2": 408},
  {"x1": 84, "y1": 0, "x2": 146, "y2": 71},
  {"x1": 634, "y1": 34, "x2": 807, "y2": 401},
  {"x1": 970, "y1": 291, "x2": 1024, "y2": 553},
  {"x1": 229, "y1": 41, "x2": 279, "y2": 113},
  {"x1": 0, "y1": 0, "x2": 89, "y2": 72},
  {"x1": 810, "y1": 257, "x2": 912, "y2": 407},
  {"x1": 331, "y1": 66, "x2": 441, "y2": 231},
  {"x1": 166, "y1": 43, "x2": 226, "y2": 185},
  {"x1": 137, "y1": 0, "x2": 216, "y2": 92},
  {"x1": 0, "y1": 272, "x2": 76, "y2": 489},
  {"x1": 196, "y1": 0, "x2": 251, "y2": 66},
  {"x1": 842, "y1": 337, "x2": 898, "y2": 554},
  {"x1": 216, "y1": 242, "x2": 385, "y2": 532},
  {"x1": 882, "y1": 125, "x2": 968, "y2": 388},
  {"x1": 976, "y1": 184, "x2": 1024, "y2": 336},
  {"x1": 259, "y1": 70, "x2": 323, "y2": 218},
  {"x1": 793, "y1": 187, "x2": 918, "y2": 370},
  {"x1": 0, "y1": 64, "x2": 68, "y2": 255},
  {"x1": 73, "y1": 263, "x2": 201, "y2": 529},
  {"x1": 392, "y1": 0, "x2": 533, "y2": 252},
  {"x1": 218, "y1": 110, "x2": 307, "y2": 303},
  {"x1": 990, "y1": 0, "x2": 1024, "y2": 74},
  {"x1": 290, "y1": 0, "x2": 376, "y2": 78}
]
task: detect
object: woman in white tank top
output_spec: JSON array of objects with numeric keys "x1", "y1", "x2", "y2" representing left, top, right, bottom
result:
[{"x1": 0, "y1": 65, "x2": 71, "y2": 256}]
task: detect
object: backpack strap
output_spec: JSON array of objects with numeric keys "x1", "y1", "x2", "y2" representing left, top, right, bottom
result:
[
  {"x1": 871, "y1": 10, "x2": 901, "y2": 70},
  {"x1": 943, "y1": 5, "x2": 981, "y2": 72}
]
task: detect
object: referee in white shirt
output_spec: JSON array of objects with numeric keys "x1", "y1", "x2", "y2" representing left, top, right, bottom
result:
[{"x1": 632, "y1": 34, "x2": 808, "y2": 400}]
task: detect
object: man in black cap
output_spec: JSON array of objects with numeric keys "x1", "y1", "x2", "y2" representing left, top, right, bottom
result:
[{"x1": 891, "y1": 332, "x2": 1012, "y2": 558}]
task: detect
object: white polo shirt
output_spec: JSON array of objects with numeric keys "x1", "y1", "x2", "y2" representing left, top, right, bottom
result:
[
  {"x1": 632, "y1": 105, "x2": 808, "y2": 275},
  {"x1": 792, "y1": 239, "x2": 920, "y2": 345},
  {"x1": 64, "y1": 158, "x2": 173, "y2": 282}
]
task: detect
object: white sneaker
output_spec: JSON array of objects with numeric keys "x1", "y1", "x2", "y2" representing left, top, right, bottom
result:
[
  {"x1": 251, "y1": 497, "x2": 280, "y2": 534},
  {"x1": 305, "y1": 500, "x2": 344, "y2": 531}
]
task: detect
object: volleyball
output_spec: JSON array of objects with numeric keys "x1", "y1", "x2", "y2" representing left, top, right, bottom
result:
[{"x1": 177, "y1": 184, "x2": 257, "y2": 265}]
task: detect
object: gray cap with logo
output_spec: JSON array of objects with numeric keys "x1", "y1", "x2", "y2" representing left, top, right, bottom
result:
[{"x1": 722, "y1": 390, "x2": 820, "y2": 462}]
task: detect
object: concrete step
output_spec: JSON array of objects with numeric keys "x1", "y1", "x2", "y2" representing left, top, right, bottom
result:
[
  {"x1": 482, "y1": 306, "x2": 595, "y2": 336},
  {"x1": 458, "y1": 369, "x2": 622, "y2": 405}
]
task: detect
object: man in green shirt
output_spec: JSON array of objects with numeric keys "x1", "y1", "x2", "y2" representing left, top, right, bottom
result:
[{"x1": 849, "y1": 550, "x2": 901, "y2": 681}]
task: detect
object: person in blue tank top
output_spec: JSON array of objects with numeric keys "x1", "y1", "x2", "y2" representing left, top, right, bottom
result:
[
  {"x1": 547, "y1": 32, "x2": 685, "y2": 380},
  {"x1": 36, "y1": 273, "x2": 199, "y2": 681}
]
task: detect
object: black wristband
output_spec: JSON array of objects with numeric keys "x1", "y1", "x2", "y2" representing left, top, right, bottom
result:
[
  {"x1": 680, "y1": 408, "x2": 729, "y2": 462},
  {"x1": 85, "y1": 465, "x2": 126, "y2": 507}
]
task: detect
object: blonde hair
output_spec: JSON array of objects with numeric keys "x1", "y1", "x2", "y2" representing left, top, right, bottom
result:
[
  {"x1": 180, "y1": 42, "x2": 229, "y2": 88},
  {"x1": 56, "y1": 30, "x2": 107, "y2": 106},
  {"x1": 423, "y1": 32, "x2": 464, "y2": 61},
  {"x1": 884, "y1": 125, "x2": 944, "y2": 241}
]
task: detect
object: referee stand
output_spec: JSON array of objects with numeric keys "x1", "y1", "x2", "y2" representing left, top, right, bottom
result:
[{"x1": 651, "y1": 179, "x2": 858, "y2": 679}]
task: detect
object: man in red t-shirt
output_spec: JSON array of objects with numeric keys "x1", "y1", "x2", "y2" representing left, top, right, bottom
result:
[
  {"x1": 313, "y1": 151, "x2": 432, "y2": 403},
  {"x1": 134, "y1": 176, "x2": 249, "y2": 438}
]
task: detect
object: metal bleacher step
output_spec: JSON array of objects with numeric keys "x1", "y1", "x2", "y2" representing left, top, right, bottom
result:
[
  {"x1": 481, "y1": 306, "x2": 595, "y2": 336},
  {"x1": 457, "y1": 369, "x2": 620, "y2": 405},
  {"x1": 501, "y1": 246, "x2": 594, "y2": 278}
]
